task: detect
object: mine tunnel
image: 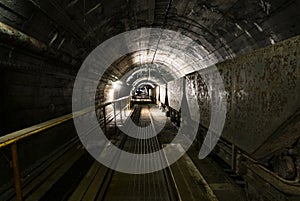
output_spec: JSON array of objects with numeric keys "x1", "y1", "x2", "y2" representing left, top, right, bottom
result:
[{"x1": 0, "y1": 0, "x2": 300, "y2": 201}]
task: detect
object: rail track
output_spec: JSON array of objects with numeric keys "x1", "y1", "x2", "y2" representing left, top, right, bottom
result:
[
  {"x1": 71, "y1": 104, "x2": 181, "y2": 201},
  {"x1": 1, "y1": 103, "x2": 238, "y2": 201}
]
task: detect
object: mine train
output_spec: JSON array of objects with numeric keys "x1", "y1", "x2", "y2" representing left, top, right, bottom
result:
[{"x1": 151, "y1": 36, "x2": 300, "y2": 201}]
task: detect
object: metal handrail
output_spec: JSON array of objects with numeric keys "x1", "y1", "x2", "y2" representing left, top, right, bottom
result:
[
  {"x1": 0, "y1": 96, "x2": 130, "y2": 201},
  {"x1": 0, "y1": 96, "x2": 129, "y2": 148},
  {"x1": 0, "y1": 109, "x2": 89, "y2": 148}
]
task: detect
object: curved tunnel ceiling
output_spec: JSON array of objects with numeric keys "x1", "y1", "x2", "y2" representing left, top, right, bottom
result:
[
  {"x1": 120, "y1": 62, "x2": 175, "y2": 86},
  {"x1": 2, "y1": 0, "x2": 300, "y2": 91},
  {"x1": 4, "y1": 0, "x2": 300, "y2": 58},
  {"x1": 97, "y1": 27, "x2": 221, "y2": 93},
  {"x1": 106, "y1": 43, "x2": 216, "y2": 87}
]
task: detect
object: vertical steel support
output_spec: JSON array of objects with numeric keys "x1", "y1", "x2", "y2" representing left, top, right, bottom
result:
[
  {"x1": 231, "y1": 144, "x2": 237, "y2": 172},
  {"x1": 119, "y1": 101, "x2": 123, "y2": 123},
  {"x1": 128, "y1": 97, "x2": 131, "y2": 110},
  {"x1": 113, "y1": 103, "x2": 117, "y2": 132},
  {"x1": 11, "y1": 143, "x2": 22, "y2": 201},
  {"x1": 103, "y1": 106, "x2": 107, "y2": 134}
]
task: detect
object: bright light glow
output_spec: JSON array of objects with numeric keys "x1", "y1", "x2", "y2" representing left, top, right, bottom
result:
[
  {"x1": 112, "y1": 80, "x2": 122, "y2": 90},
  {"x1": 107, "y1": 88, "x2": 115, "y2": 101}
]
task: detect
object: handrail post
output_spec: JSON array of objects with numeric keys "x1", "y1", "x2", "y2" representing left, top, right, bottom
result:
[
  {"x1": 11, "y1": 143, "x2": 23, "y2": 201},
  {"x1": 103, "y1": 106, "x2": 107, "y2": 134},
  {"x1": 119, "y1": 101, "x2": 123, "y2": 123},
  {"x1": 113, "y1": 102, "x2": 117, "y2": 132},
  {"x1": 231, "y1": 144, "x2": 237, "y2": 172}
]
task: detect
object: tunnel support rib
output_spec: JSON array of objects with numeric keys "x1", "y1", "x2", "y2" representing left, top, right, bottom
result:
[{"x1": 0, "y1": 21, "x2": 47, "y2": 52}]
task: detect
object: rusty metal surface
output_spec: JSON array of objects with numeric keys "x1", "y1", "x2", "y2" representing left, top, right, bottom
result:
[
  {"x1": 167, "y1": 78, "x2": 183, "y2": 111},
  {"x1": 185, "y1": 34, "x2": 300, "y2": 156},
  {"x1": 0, "y1": 21, "x2": 47, "y2": 52},
  {"x1": 185, "y1": 73, "x2": 207, "y2": 124}
]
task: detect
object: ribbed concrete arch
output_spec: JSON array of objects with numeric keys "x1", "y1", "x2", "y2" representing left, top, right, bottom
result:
[{"x1": 99, "y1": 28, "x2": 220, "y2": 96}]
